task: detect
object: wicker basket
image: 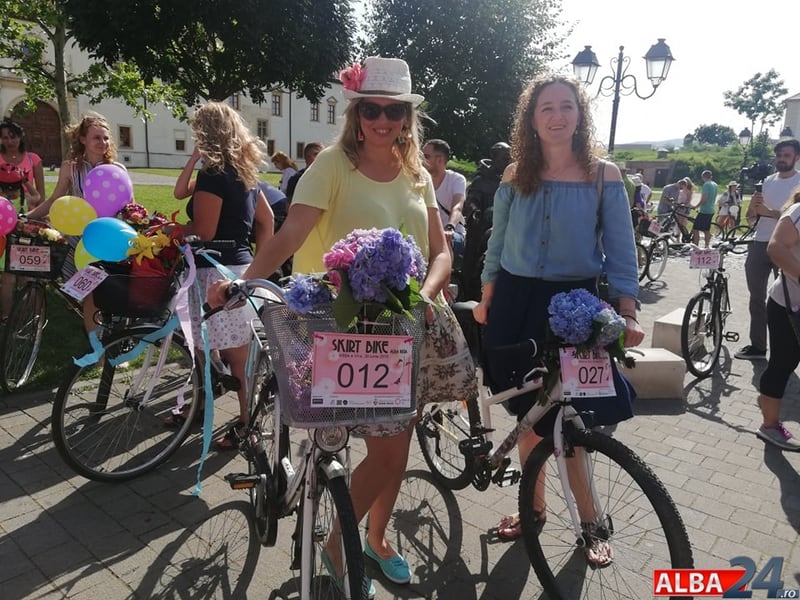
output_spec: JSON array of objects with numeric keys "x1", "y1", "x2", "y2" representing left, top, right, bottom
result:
[
  {"x1": 93, "y1": 262, "x2": 178, "y2": 318},
  {"x1": 4, "y1": 234, "x2": 69, "y2": 279},
  {"x1": 262, "y1": 302, "x2": 426, "y2": 428}
]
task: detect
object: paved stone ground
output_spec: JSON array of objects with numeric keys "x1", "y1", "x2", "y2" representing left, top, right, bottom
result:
[{"x1": 1, "y1": 247, "x2": 799, "y2": 599}]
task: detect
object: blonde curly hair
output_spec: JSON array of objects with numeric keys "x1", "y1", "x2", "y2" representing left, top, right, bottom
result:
[
  {"x1": 336, "y1": 99, "x2": 427, "y2": 188},
  {"x1": 66, "y1": 112, "x2": 117, "y2": 167},
  {"x1": 510, "y1": 74, "x2": 602, "y2": 195},
  {"x1": 191, "y1": 102, "x2": 265, "y2": 189}
]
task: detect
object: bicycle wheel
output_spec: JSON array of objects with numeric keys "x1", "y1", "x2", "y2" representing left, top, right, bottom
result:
[
  {"x1": 708, "y1": 222, "x2": 726, "y2": 247},
  {"x1": 519, "y1": 428, "x2": 693, "y2": 600},
  {"x1": 680, "y1": 291, "x2": 722, "y2": 378},
  {"x1": 51, "y1": 326, "x2": 199, "y2": 482},
  {"x1": 248, "y1": 367, "x2": 288, "y2": 547},
  {"x1": 635, "y1": 243, "x2": 648, "y2": 281},
  {"x1": 0, "y1": 282, "x2": 46, "y2": 392},
  {"x1": 729, "y1": 224, "x2": 755, "y2": 254},
  {"x1": 307, "y1": 469, "x2": 367, "y2": 600},
  {"x1": 646, "y1": 237, "x2": 669, "y2": 281},
  {"x1": 415, "y1": 400, "x2": 474, "y2": 490}
]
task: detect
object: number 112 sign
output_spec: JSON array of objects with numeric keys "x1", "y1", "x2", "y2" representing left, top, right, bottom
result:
[{"x1": 311, "y1": 332, "x2": 414, "y2": 408}]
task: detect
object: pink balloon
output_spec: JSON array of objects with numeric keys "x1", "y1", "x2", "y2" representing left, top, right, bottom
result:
[
  {"x1": 82, "y1": 164, "x2": 133, "y2": 217},
  {"x1": 0, "y1": 197, "x2": 18, "y2": 236}
]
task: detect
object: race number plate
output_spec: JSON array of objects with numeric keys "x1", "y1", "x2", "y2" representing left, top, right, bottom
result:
[
  {"x1": 310, "y1": 332, "x2": 414, "y2": 408},
  {"x1": 647, "y1": 220, "x2": 662, "y2": 235},
  {"x1": 8, "y1": 244, "x2": 51, "y2": 272},
  {"x1": 61, "y1": 266, "x2": 109, "y2": 301},
  {"x1": 559, "y1": 347, "x2": 615, "y2": 397},
  {"x1": 689, "y1": 248, "x2": 720, "y2": 270}
]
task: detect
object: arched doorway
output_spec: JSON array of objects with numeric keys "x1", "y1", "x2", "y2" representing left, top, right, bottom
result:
[{"x1": 9, "y1": 101, "x2": 62, "y2": 168}]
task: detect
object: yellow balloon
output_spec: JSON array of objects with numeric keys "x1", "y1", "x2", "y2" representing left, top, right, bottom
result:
[
  {"x1": 73, "y1": 239, "x2": 98, "y2": 270},
  {"x1": 50, "y1": 195, "x2": 97, "y2": 236}
]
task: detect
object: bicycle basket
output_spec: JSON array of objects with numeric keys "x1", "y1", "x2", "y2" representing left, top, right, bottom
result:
[
  {"x1": 262, "y1": 302, "x2": 426, "y2": 428},
  {"x1": 4, "y1": 233, "x2": 69, "y2": 279},
  {"x1": 93, "y1": 262, "x2": 179, "y2": 318}
]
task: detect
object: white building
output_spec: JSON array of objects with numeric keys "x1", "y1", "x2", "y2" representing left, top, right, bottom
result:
[{"x1": 0, "y1": 43, "x2": 344, "y2": 171}]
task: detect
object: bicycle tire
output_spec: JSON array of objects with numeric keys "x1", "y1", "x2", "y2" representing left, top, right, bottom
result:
[
  {"x1": 415, "y1": 400, "x2": 474, "y2": 490},
  {"x1": 729, "y1": 225, "x2": 754, "y2": 254},
  {"x1": 646, "y1": 237, "x2": 669, "y2": 281},
  {"x1": 51, "y1": 325, "x2": 199, "y2": 482},
  {"x1": 635, "y1": 242, "x2": 648, "y2": 281},
  {"x1": 680, "y1": 291, "x2": 722, "y2": 379},
  {"x1": 0, "y1": 282, "x2": 46, "y2": 392},
  {"x1": 248, "y1": 366, "x2": 288, "y2": 547},
  {"x1": 708, "y1": 222, "x2": 726, "y2": 247},
  {"x1": 308, "y1": 467, "x2": 367, "y2": 600},
  {"x1": 519, "y1": 428, "x2": 694, "y2": 600}
]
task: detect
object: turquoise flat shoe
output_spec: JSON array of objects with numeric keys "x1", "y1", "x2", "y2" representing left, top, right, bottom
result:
[
  {"x1": 364, "y1": 541, "x2": 411, "y2": 584},
  {"x1": 321, "y1": 550, "x2": 376, "y2": 599}
]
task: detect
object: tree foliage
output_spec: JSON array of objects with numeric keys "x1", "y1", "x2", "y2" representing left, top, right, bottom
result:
[
  {"x1": 692, "y1": 123, "x2": 737, "y2": 146},
  {"x1": 0, "y1": 1, "x2": 178, "y2": 155},
  {"x1": 61, "y1": 0, "x2": 356, "y2": 105},
  {"x1": 364, "y1": 0, "x2": 566, "y2": 161},
  {"x1": 723, "y1": 70, "x2": 788, "y2": 137}
]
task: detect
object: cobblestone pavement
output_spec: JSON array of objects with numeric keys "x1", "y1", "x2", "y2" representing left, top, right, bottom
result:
[{"x1": 1, "y1": 248, "x2": 799, "y2": 599}]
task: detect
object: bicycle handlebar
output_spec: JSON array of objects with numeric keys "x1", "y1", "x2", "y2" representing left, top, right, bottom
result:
[{"x1": 202, "y1": 277, "x2": 286, "y2": 320}]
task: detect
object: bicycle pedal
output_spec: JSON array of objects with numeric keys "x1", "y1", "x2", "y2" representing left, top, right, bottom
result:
[
  {"x1": 724, "y1": 331, "x2": 739, "y2": 342},
  {"x1": 491, "y1": 459, "x2": 521, "y2": 487},
  {"x1": 459, "y1": 437, "x2": 491, "y2": 458},
  {"x1": 224, "y1": 472, "x2": 259, "y2": 490}
]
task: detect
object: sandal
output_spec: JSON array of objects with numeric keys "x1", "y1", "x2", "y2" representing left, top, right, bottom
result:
[
  {"x1": 213, "y1": 421, "x2": 246, "y2": 451},
  {"x1": 496, "y1": 510, "x2": 546, "y2": 542},
  {"x1": 581, "y1": 519, "x2": 614, "y2": 567},
  {"x1": 163, "y1": 405, "x2": 203, "y2": 429}
]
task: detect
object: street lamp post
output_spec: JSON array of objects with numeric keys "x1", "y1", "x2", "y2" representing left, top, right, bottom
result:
[
  {"x1": 572, "y1": 39, "x2": 675, "y2": 154},
  {"x1": 738, "y1": 127, "x2": 752, "y2": 200}
]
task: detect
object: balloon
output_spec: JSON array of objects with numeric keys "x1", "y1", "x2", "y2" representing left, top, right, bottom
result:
[
  {"x1": 73, "y1": 239, "x2": 98, "y2": 270},
  {"x1": 82, "y1": 217, "x2": 137, "y2": 262},
  {"x1": 0, "y1": 235, "x2": 5, "y2": 259},
  {"x1": 49, "y1": 196, "x2": 97, "y2": 236},
  {"x1": 82, "y1": 164, "x2": 133, "y2": 217},
  {"x1": 0, "y1": 197, "x2": 18, "y2": 236}
]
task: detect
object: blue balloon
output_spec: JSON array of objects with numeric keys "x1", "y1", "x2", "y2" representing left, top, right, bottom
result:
[{"x1": 82, "y1": 217, "x2": 137, "y2": 262}]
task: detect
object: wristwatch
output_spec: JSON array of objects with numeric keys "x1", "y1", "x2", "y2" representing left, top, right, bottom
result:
[{"x1": 444, "y1": 224, "x2": 455, "y2": 232}]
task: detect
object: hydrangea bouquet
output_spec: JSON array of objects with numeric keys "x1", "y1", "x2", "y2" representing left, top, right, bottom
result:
[
  {"x1": 285, "y1": 227, "x2": 427, "y2": 329},
  {"x1": 537, "y1": 288, "x2": 635, "y2": 404}
]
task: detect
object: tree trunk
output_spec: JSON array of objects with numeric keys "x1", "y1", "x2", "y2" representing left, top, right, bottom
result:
[{"x1": 52, "y1": 20, "x2": 72, "y2": 160}]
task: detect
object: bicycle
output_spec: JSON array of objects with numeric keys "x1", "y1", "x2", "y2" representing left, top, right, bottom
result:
[
  {"x1": 220, "y1": 278, "x2": 427, "y2": 600},
  {"x1": 50, "y1": 238, "x2": 239, "y2": 482},
  {"x1": 632, "y1": 209, "x2": 670, "y2": 282},
  {"x1": 680, "y1": 240, "x2": 750, "y2": 378},
  {"x1": 0, "y1": 217, "x2": 76, "y2": 392},
  {"x1": 415, "y1": 303, "x2": 694, "y2": 599}
]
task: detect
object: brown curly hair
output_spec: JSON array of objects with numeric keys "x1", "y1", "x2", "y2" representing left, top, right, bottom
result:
[
  {"x1": 66, "y1": 112, "x2": 117, "y2": 168},
  {"x1": 510, "y1": 74, "x2": 602, "y2": 195}
]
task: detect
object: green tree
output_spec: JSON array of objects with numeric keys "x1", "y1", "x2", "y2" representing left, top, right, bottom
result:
[
  {"x1": 0, "y1": 1, "x2": 177, "y2": 157},
  {"x1": 723, "y1": 70, "x2": 788, "y2": 140},
  {"x1": 364, "y1": 0, "x2": 565, "y2": 160},
  {"x1": 692, "y1": 124, "x2": 736, "y2": 146},
  {"x1": 61, "y1": 0, "x2": 355, "y2": 105}
]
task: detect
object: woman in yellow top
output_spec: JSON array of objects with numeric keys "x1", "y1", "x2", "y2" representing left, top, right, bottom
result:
[{"x1": 210, "y1": 57, "x2": 452, "y2": 595}]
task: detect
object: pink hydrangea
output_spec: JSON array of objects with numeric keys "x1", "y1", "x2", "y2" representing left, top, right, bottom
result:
[{"x1": 339, "y1": 63, "x2": 366, "y2": 92}]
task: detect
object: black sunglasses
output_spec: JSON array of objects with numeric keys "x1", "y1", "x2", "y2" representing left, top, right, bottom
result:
[{"x1": 358, "y1": 102, "x2": 407, "y2": 122}]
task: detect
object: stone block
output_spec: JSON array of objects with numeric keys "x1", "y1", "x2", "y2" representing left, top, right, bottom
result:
[{"x1": 620, "y1": 347, "x2": 685, "y2": 400}]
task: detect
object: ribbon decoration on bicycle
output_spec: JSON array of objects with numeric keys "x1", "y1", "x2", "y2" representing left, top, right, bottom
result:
[{"x1": 263, "y1": 227, "x2": 428, "y2": 428}]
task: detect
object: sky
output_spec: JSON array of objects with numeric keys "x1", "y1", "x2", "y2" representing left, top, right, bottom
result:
[{"x1": 556, "y1": 0, "x2": 800, "y2": 145}]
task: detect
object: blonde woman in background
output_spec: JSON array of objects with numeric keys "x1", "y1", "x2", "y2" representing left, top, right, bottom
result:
[{"x1": 270, "y1": 150, "x2": 298, "y2": 194}]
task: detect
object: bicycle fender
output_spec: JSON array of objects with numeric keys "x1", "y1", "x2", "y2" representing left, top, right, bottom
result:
[{"x1": 317, "y1": 455, "x2": 348, "y2": 481}]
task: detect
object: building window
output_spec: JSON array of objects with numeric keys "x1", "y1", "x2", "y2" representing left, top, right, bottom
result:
[
  {"x1": 310, "y1": 103, "x2": 319, "y2": 122},
  {"x1": 175, "y1": 129, "x2": 186, "y2": 152},
  {"x1": 272, "y1": 93, "x2": 282, "y2": 117},
  {"x1": 267, "y1": 139, "x2": 275, "y2": 156},
  {"x1": 296, "y1": 142, "x2": 305, "y2": 160},
  {"x1": 227, "y1": 94, "x2": 241, "y2": 110},
  {"x1": 118, "y1": 126, "x2": 132, "y2": 148},
  {"x1": 327, "y1": 104, "x2": 336, "y2": 125},
  {"x1": 257, "y1": 119, "x2": 269, "y2": 142}
]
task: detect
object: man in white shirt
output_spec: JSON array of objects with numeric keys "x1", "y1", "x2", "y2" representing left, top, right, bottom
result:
[
  {"x1": 423, "y1": 139, "x2": 467, "y2": 260},
  {"x1": 736, "y1": 138, "x2": 800, "y2": 360}
]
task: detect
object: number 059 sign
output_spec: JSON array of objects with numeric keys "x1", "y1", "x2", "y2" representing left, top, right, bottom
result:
[{"x1": 311, "y1": 332, "x2": 414, "y2": 408}]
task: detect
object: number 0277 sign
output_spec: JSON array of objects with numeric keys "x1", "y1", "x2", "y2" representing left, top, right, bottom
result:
[{"x1": 310, "y1": 332, "x2": 414, "y2": 408}]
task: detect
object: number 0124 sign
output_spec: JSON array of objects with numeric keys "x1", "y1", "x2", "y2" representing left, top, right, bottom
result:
[{"x1": 310, "y1": 332, "x2": 414, "y2": 408}]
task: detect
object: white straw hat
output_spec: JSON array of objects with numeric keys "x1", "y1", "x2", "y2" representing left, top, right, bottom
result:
[{"x1": 340, "y1": 57, "x2": 424, "y2": 106}]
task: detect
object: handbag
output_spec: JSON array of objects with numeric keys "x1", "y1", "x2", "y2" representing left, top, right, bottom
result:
[{"x1": 416, "y1": 300, "x2": 479, "y2": 407}]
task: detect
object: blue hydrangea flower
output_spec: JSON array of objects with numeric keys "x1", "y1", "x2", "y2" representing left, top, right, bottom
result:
[{"x1": 285, "y1": 275, "x2": 333, "y2": 313}]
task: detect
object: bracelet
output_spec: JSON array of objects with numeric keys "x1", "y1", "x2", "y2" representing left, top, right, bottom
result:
[{"x1": 621, "y1": 314, "x2": 639, "y2": 325}]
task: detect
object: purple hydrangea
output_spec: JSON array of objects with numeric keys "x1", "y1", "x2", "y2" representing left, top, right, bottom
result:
[
  {"x1": 548, "y1": 289, "x2": 614, "y2": 346},
  {"x1": 285, "y1": 274, "x2": 334, "y2": 314}
]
